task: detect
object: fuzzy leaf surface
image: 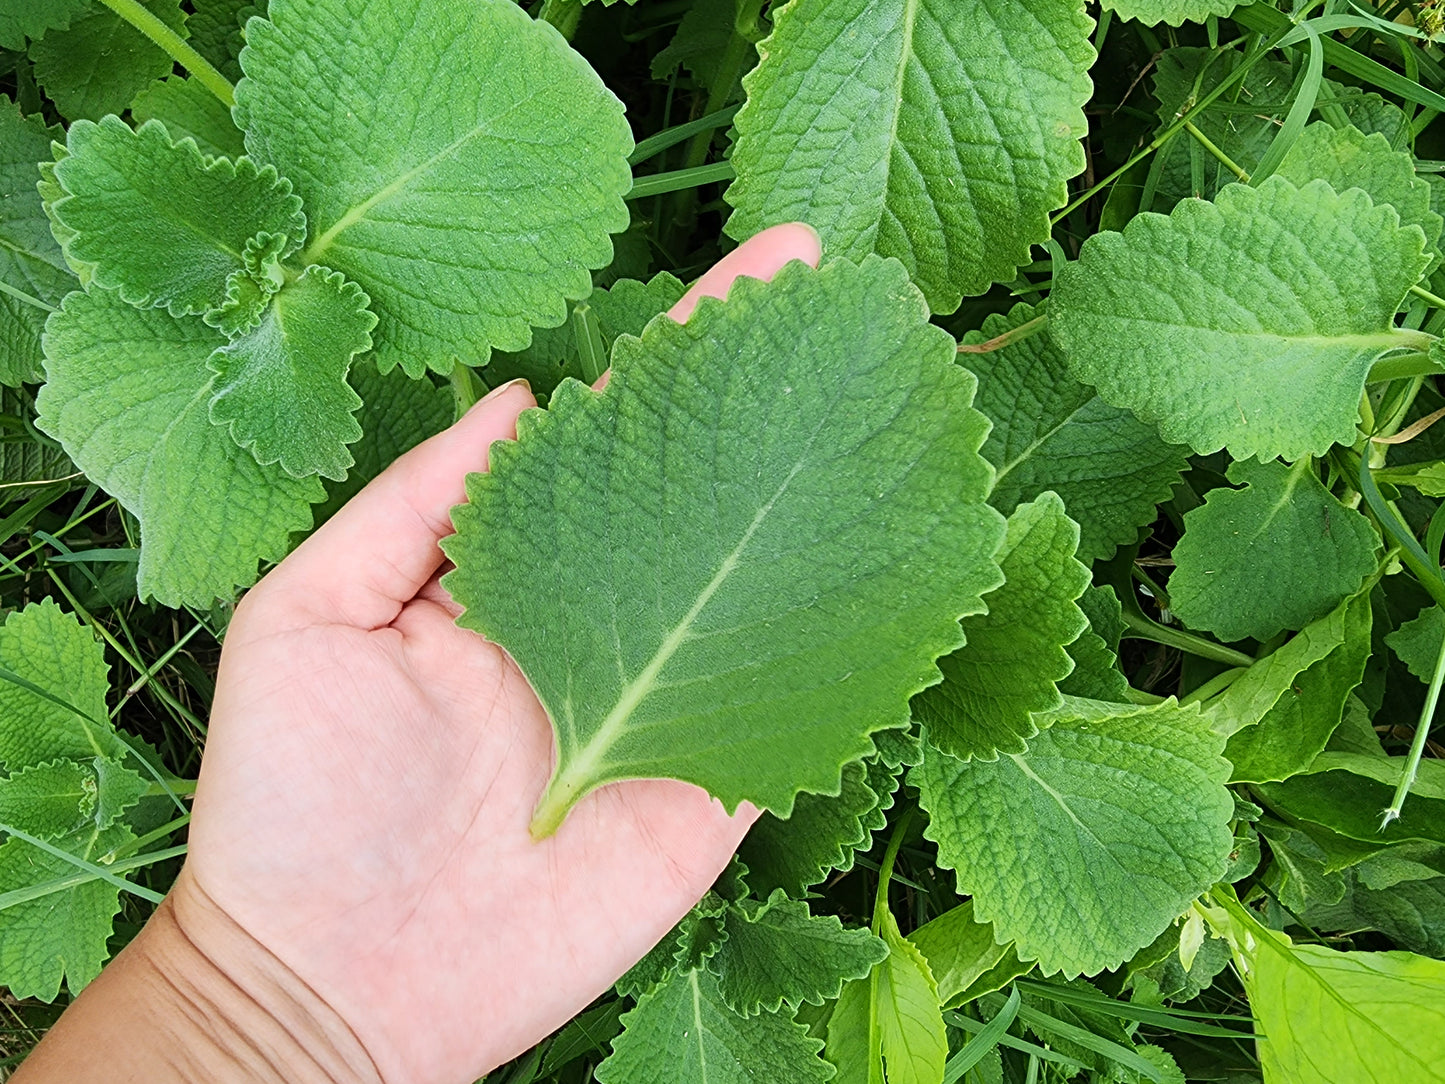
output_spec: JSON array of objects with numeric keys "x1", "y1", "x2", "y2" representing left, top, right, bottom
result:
[
  {"x1": 826, "y1": 909, "x2": 947, "y2": 1084},
  {"x1": 1169, "y1": 459, "x2": 1378, "y2": 643},
  {"x1": 710, "y1": 891, "x2": 888, "y2": 1016},
  {"x1": 0, "y1": 0, "x2": 90, "y2": 49},
  {"x1": 131, "y1": 74, "x2": 248, "y2": 160},
  {"x1": 1059, "y1": 585, "x2": 1130, "y2": 702},
  {"x1": 913, "y1": 493, "x2": 1088, "y2": 760},
  {"x1": 28, "y1": 0, "x2": 187, "y2": 121},
  {"x1": 1051, "y1": 177, "x2": 1428, "y2": 461},
  {"x1": 209, "y1": 265, "x2": 373, "y2": 479},
  {"x1": 236, "y1": 0, "x2": 632, "y2": 375},
  {"x1": 1242, "y1": 931, "x2": 1445, "y2": 1083},
  {"x1": 738, "y1": 755, "x2": 901, "y2": 897},
  {"x1": 0, "y1": 101, "x2": 73, "y2": 386},
  {"x1": 725, "y1": 0, "x2": 1093, "y2": 313},
  {"x1": 187, "y1": 0, "x2": 253, "y2": 80},
  {"x1": 0, "y1": 821, "x2": 132, "y2": 1001},
  {"x1": 918, "y1": 697, "x2": 1234, "y2": 976},
  {"x1": 1100, "y1": 0, "x2": 1237, "y2": 27},
  {"x1": 443, "y1": 257, "x2": 1003, "y2": 833},
  {"x1": 967, "y1": 303, "x2": 1187, "y2": 562},
  {"x1": 50, "y1": 117, "x2": 305, "y2": 316},
  {"x1": 38, "y1": 290, "x2": 322, "y2": 606},
  {"x1": 0, "y1": 599, "x2": 120, "y2": 771},
  {"x1": 598, "y1": 967, "x2": 829, "y2": 1084}
]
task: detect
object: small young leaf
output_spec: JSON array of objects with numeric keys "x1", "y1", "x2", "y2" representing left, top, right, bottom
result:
[
  {"x1": 710, "y1": 891, "x2": 888, "y2": 1017},
  {"x1": 967, "y1": 303, "x2": 1187, "y2": 563},
  {"x1": 131, "y1": 74, "x2": 248, "y2": 161},
  {"x1": 0, "y1": 598, "x2": 120, "y2": 771},
  {"x1": 39, "y1": 289, "x2": 322, "y2": 607},
  {"x1": 51, "y1": 117, "x2": 305, "y2": 316},
  {"x1": 0, "y1": 821, "x2": 133, "y2": 1001},
  {"x1": 0, "y1": 99, "x2": 74, "y2": 386},
  {"x1": 0, "y1": 758, "x2": 145, "y2": 839},
  {"x1": 913, "y1": 493, "x2": 1089, "y2": 761},
  {"x1": 1059, "y1": 585, "x2": 1130, "y2": 702},
  {"x1": 825, "y1": 909, "x2": 947, "y2": 1084},
  {"x1": 598, "y1": 967, "x2": 830, "y2": 1084},
  {"x1": 909, "y1": 899, "x2": 1016, "y2": 1010},
  {"x1": 1051, "y1": 177, "x2": 1429, "y2": 462},
  {"x1": 738, "y1": 755, "x2": 901, "y2": 898},
  {"x1": 918, "y1": 697, "x2": 1234, "y2": 977},
  {"x1": 726, "y1": 0, "x2": 1094, "y2": 313},
  {"x1": 443, "y1": 257, "x2": 1004, "y2": 835},
  {"x1": 27, "y1": 0, "x2": 187, "y2": 122},
  {"x1": 209, "y1": 265, "x2": 374, "y2": 480},
  {"x1": 1385, "y1": 604, "x2": 1445, "y2": 682},
  {"x1": 236, "y1": 0, "x2": 632, "y2": 375},
  {"x1": 1168, "y1": 459, "x2": 1378, "y2": 643}
]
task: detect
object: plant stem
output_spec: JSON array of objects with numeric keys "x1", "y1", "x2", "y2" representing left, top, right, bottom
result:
[
  {"x1": 0, "y1": 821, "x2": 164, "y2": 904},
  {"x1": 0, "y1": 280, "x2": 55, "y2": 313},
  {"x1": 1183, "y1": 119, "x2": 1250, "y2": 181},
  {"x1": 629, "y1": 161, "x2": 735, "y2": 200},
  {"x1": 1410, "y1": 282, "x2": 1445, "y2": 309},
  {"x1": 96, "y1": 0, "x2": 235, "y2": 109},
  {"x1": 0, "y1": 844, "x2": 186, "y2": 912},
  {"x1": 450, "y1": 364, "x2": 482, "y2": 420},
  {"x1": 1381, "y1": 619, "x2": 1445, "y2": 827},
  {"x1": 1179, "y1": 666, "x2": 1246, "y2": 706},
  {"x1": 571, "y1": 302, "x2": 607, "y2": 385},
  {"x1": 629, "y1": 104, "x2": 742, "y2": 167},
  {"x1": 957, "y1": 314, "x2": 1048, "y2": 354},
  {"x1": 1120, "y1": 609, "x2": 1256, "y2": 669},
  {"x1": 872, "y1": 805, "x2": 914, "y2": 933}
]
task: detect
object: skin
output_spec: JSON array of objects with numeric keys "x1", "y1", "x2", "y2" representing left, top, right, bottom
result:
[{"x1": 13, "y1": 222, "x2": 823, "y2": 1084}]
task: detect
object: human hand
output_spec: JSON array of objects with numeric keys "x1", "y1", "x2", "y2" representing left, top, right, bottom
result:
[{"x1": 163, "y1": 222, "x2": 824, "y2": 1084}]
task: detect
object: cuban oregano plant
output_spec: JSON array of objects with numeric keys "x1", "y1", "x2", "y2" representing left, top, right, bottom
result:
[{"x1": 5, "y1": 0, "x2": 1445, "y2": 1081}]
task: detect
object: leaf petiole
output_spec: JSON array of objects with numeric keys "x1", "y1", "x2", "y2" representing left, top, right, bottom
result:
[
  {"x1": 95, "y1": 0, "x2": 236, "y2": 109},
  {"x1": 1380, "y1": 617, "x2": 1445, "y2": 828}
]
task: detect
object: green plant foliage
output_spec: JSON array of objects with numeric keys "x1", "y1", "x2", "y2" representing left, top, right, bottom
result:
[
  {"x1": 912, "y1": 493, "x2": 1089, "y2": 760},
  {"x1": 0, "y1": 100, "x2": 74, "y2": 386},
  {"x1": 235, "y1": 0, "x2": 633, "y2": 376},
  {"x1": 208, "y1": 265, "x2": 374, "y2": 479},
  {"x1": 0, "y1": 0, "x2": 91, "y2": 50},
  {"x1": 186, "y1": 0, "x2": 255, "y2": 80},
  {"x1": 1241, "y1": 929, "x2": 1445, "y2": 1083},
  {"x1": 38, "y1": 289, "x2": 321, "y2": 606},
  {"x1": 599, "y1": 966, "x2": 830, "y2": 1084},
  {"x1": 1059, "y1": 585, "x2": 1130, "y2": 702},
  {"x1": 1051, "y1": 177, "x2": 1429, "y2": 461},
  {"x1": 1168, "y1": 458, "x2": 1378, "y2": 643},
  {"x1": 1224, "y1": 590, "x2": 1372, "y2": 783},
  {"x1": 1260, "y1": 758, "x2": 1445, "y2": 846},
  {"x1": 909, "y1": 900, "x2": 1019, "y2": 1010},
  {"x1": 1100, "y1": 0, "x2": 1237, "y2": 29},
  {"x1": 50, "y1": 116, "x2": 306, "y2": 315},
  {"x1": 967, "y1": 303, "x2": 1188, "y2": 563},
  {"x1": 725, "y1": 0, "x2": 1094, "y2": 313},
  {"x1": 443, "y1": 257, "x2": 1004, "y2": 835},
  {"x1": 918, "y1": 697, "x2": 1234, "y2": 976},
  {"x1": 826, "y1": 908, "x2": 948, "y2": 1084},
  {"x1": 710, "y1": 891, "x2": 888, "y2": 1016},
  {"x1": 27, "y1": 0, "x2": 186, "y2": 121},
  {"x1": 130, "y1": 74, "x2": 247, "y2": 160},
  {"x1": 1385, "y1": 603, "x2": 1445, "y2": 681}
]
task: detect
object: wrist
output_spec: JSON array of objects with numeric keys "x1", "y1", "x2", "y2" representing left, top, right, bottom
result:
[{"x1": 14, "y1": 869, "x2": 384, "y2": 1084}]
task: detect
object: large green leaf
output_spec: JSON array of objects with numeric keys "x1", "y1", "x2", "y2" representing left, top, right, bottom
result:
[
  {"x1": 1241, "y1": 928, "x2": 1445, "y2": 1083},
  {"x1": 967, "y1": 304, "x2": 1187, "y2": 563},
  {"x1": 28, "y1": 0, "x2": 187, "y2": 122},
  {"x1": 0, "y1": 821, "x2": 133, "y2": 1001},
  {"x1": 710, "y1": 891, "x2": 888, "y2": 1017},
  {"x1": 918, "y1": 697, "x2": 1234, "y2": 976},
  {"x1": 208, "y1": 265, "x2": 374, "y2": 480},
  {"x1": 0, "y1": 598, "x2": 120, "y2": 771},
  {"x1": 443, "y1": 257, "x2": 1004, "y2": 836},
  {"x1": 38, "y1": 289, "x2": 322, "y2": 607},
  {"x1": 235, "y1": 0, "x2": 632, "y2": 376},
  {"x1": 1051, "y1": 177, "x2": 1429, "y2": 462},
  {"x1": 598, "y1": 967, "x2": 830, "y2": 1084},
  {"x1": 1258, "y1": 762, "x2": 1445, "y2": 847},
  {"x1": 50, "y1": 116, "x2": 305, "y2": 316},
  {"x1": 725, "y1": 0, "x2": 1093, "y2": 313},
  {"x1": 0, "y1": 100, "x2": 74, "y2": 387},
  {"x1": 912, "y1": 493, "x2": 1088, "y2": 760},
  {"x1": 826, "y1": 909, "x2": 947, "y2": 1084},
  {"x1": 1168, "y1": 459, "x2": 1378, "y2": 643}
]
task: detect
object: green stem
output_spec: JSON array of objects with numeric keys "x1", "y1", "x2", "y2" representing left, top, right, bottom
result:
[
  {"x1": 0, "y1": 844, "x2": 185, "y2": 913},
  {"x1": 1382, "y1": 615, "x2": 1445, "y2": 828},
  {"x1": 957, "y1": 314, "x2": 1048, "y2": 354},
  {"x1": 113, "y1": 815, "x2": 190, "y2": 859},
  {"x1": 96, "y1": 0, "x2": 235, "y2": 108},
  {"x1": 450, "y1": 364, "x2": 482, "y2": 420},
  {"x1": 571, "y1": 302, "x2": 607, "y2": 385},
  {"x1": 629, "y1": 105, "x2": 742, "y2": 167},
  {"x1": 1179, "y1": 666, "x2": 1246, "y2": 707},
  {"x1": 143, "y1": 778, "x2": 197, "y2": 799},
  {"x1": 0, "y1": 279, "x2": 55, "y2": 314},
  {"x1": 0, "y1": 821, "x2": 164, "y2": 904},
  {"x1": 681, "y1": 0, "x2": 764, "y2": 172},
  {"x1": 1183, "y1": 119, "x2": 1250, "y2": 181},
  {"x1": 1410, "y1": 283, "x2": 1445, "y2": 309},
  {"x1": 872, "y1": 805, "x2": 915, "y2": 933},
  {"x1": 1120, "y1": 610, "x2": 1256, "y2": 669}
]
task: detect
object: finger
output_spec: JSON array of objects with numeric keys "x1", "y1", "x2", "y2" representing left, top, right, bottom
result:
[
  {"x1": 251, "y1": 380, "x2": 536, "y2": 630},
  {"x1": 590, "y1": 221, "x2": 822, "y2": 392}
]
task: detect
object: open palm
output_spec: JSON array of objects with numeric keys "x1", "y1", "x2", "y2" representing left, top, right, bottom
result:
[{"x1": 178, "y1": 224, "x2": 822, "y2": 1084}]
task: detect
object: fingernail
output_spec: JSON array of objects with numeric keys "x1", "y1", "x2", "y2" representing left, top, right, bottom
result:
[{"x1": 471, "y1": 378, "x2": 531, "y2": 412}]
